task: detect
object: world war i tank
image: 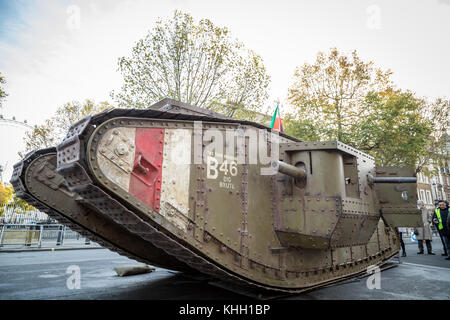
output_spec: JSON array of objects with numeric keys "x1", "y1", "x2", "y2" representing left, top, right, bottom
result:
[{"x1": 12, "y1": 98, "x2": 423, "y2": 293}]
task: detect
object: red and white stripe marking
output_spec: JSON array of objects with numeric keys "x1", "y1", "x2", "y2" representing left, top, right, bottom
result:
[{"x1": 97, "y1": 127, "x2": 192, "y2": 230}]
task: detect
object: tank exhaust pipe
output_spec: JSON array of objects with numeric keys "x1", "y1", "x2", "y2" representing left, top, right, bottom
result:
[{"x1": 272, "y1": 160, "x2": 307, "y2": 180}]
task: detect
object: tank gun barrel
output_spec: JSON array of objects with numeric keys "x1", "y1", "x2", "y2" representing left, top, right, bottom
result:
[
  {"x1": 273, "y1": 160, "x2": 306, "y2": 180},
  {"x1": 367, "y1": 174, "x2": 416, "y2": 184}
]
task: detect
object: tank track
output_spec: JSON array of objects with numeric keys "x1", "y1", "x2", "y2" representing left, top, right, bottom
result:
[
  {"x1": 10, "y1": 147, "x2": 194, "y2": 272},
  {"x1": 56, "y1": 106, "x2": 398, "y2": 293}
]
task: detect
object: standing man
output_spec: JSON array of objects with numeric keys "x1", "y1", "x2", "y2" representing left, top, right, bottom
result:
[
  {"x1": 434, "y1": 200, "x2": 448, "y2": 256},
  {"x1": 396, "y1": 227, "x2": 407, "y2": 257},
  {"x1": 416, "y1": 200, "x2": 434, "y2": 254},
  {"x1": 432, "y1": 200, "x2": 450, "y2": 260}
]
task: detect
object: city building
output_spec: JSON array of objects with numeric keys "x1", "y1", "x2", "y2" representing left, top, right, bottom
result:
[{"x1": 417, "y1": 134, "x2": 450, "y2": 208}]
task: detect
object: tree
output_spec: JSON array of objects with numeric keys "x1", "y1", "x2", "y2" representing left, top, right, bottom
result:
[
  {"x1": 286, "y1": 48, "x2": 443, "y2": 171},
  {"x1": 0, "y1": 183, "x2": 13, "y2": 216},
  {"x1": 416, "y1": 98, "x2": 450, "y2": 173},
  {"x1": 0, "y1": 183, "x2": 13, "y2": 207},
  {"x1": 11, "y1": 192, "x2": 36, "y2": 214},
  {"x1": 287, "y1": 48, "x2": 392, "y2": 143},
  {"x1": 284, "y1": 117, "x2": 322, "y2": 142},
  {"x1": 356, "y1": 89, "x2": 433, "y2": 168},
  {"x1": 21, "y1": 99, "x2": 112, "y2": 156},
  {"x1": 0, "y1": 72, "x2": 7, "y2": 109},
  {"x1": 0, "y1": 183, "x2": 36, "y2": 216},
  {"x1": 112, "y1": 10, "x2": 270, "y2": 119}
]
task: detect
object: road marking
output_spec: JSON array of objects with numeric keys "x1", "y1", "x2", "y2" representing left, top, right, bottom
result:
[{"x1": 401, "y1": 262, "x2": 450, "y2": 271}]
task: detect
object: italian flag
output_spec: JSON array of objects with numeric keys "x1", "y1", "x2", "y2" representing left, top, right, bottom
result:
[{"x1": 270, "y1": 105, "x2": 284, "y2": 132}]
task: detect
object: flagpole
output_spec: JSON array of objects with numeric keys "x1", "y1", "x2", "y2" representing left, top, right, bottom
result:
[{"x1": 278, "y1": 104, "x2": 284, "y2": 133}]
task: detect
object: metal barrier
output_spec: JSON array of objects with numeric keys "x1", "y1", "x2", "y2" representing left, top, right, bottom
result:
[
  {"x1": 0, "y1": 224, "x2": 96, "y2": 248},
  {"x1": 0, "y1": 224, "x2": 42, "y2": 246}
]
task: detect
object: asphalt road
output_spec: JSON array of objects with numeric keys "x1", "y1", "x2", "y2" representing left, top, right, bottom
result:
[{"x1": 0, "y1": 237, "x2": 449, "y2": 300}]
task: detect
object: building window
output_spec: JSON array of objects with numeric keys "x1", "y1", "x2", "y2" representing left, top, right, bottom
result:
[
  {"x1": 426, "y1": 191, "x2": 432, "y2": 204},
  {"x1": 424, "y1": 175, "x2": 429, "y2": 184},
  {"x1": 420, "y1": 189, "x2": 426, "y2": 202}
]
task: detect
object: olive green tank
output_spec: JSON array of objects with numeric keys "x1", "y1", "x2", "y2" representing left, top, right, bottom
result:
[{"x1": 12, "y1": 98, "x2": 423, "y2": 294}]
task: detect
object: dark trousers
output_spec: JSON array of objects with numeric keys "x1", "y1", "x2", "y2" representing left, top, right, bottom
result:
[
  {"x1": 438, "y1": 230, "x2": 449, "y2": 255},
  {"x1": 417, "y1": 239, "x2": 432, "y2": 253},
  {"x1": 399, "y1": 232, "x2": 405, "y2": 254},
  {"x1": 442, "y1": 234, "x2": 450, "y2": 257}
]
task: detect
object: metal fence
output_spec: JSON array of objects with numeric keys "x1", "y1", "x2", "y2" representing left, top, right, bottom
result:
[
  {"x1": 0, "y1": 203, "x2": 103, "y2": 249},
  {"x1": 0, "y1": 224, "x2": 99, "y2": 248}
]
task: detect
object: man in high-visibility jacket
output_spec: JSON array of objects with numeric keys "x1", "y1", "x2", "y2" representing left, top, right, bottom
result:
[{"x1": 432, "y1": 200, "x2": 450, "y2": 260}]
